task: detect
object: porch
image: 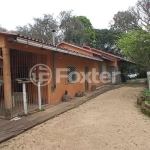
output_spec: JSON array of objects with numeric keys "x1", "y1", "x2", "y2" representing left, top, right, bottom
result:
[{"x1": 0, "y1": 49, "x2": 48, "y2": 119}]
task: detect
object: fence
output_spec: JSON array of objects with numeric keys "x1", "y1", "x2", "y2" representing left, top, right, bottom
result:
[{"x1": 0, "y1": 49, "x2": 48, "y2": 118}]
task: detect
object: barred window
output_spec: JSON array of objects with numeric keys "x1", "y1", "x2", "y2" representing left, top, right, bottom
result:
[{"x1": 67, "y1": 66, "x2": 77, "y2": 83}]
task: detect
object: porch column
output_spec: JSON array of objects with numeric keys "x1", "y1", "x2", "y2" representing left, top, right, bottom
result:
[{"x1": 2, "y1": 47, "x2": 12, "y2": 119}]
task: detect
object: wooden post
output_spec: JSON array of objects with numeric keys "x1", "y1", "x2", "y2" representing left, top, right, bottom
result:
[{"x1": 2, "y1": 47, "x2": 12, "y2": 119}]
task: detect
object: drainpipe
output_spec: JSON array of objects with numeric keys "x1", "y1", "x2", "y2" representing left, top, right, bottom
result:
[{"x1": 51, "y1": 30, "x2": 56, "y2": 92}]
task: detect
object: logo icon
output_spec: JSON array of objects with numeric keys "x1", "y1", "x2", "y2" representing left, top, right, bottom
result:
[{"x1": 29, "y1": 64, "x2": 52, "y2": 86}]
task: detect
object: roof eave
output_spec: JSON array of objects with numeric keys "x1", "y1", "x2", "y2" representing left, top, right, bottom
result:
[{"x1": 16, "y1": 37, "x2": 103, "y2": 62}]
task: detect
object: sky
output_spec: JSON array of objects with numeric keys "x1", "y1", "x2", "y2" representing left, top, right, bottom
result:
[{"x1": 0, "y1": 0, "x2": 137, "y2": 31}]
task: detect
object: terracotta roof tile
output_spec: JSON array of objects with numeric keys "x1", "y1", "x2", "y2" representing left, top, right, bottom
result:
[{"x1": 0, "y1": 31, "x2": 102, "y2": 61}]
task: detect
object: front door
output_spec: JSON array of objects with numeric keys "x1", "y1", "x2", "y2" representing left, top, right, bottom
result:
[{"x1": 85, "y1": 67, "x2": 89, "y2": 91}]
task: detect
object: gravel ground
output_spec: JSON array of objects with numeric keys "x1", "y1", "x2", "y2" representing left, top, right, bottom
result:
[{"x1": 0, "y1": 85, "x2": 150, "y2": 150}]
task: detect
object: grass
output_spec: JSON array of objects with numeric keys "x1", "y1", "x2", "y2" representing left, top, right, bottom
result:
[
  {"x1": 142, "y1": 89, "x2": 150, "y2": 98},
  {"x1": 36, "y1": 108, "x2": 45, "y2": 112},
  {"x1": 127, "y1": 78, "x2": 147, "y2": 84}
]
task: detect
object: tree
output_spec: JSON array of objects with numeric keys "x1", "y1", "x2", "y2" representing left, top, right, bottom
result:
[
  {"x1": 59, "y1": 11, "x2": 95, "y2": 46},
  {"x1": 117, "y1": 29, "x2": 150, "y2": 71},
  {"x1": 16, "y1": 25, "x2": 30, "y2": 35},
  {"x1": 110, "y1": 11, "x2": 139, "y2": 32},
  {"x1": 16, "y1": 10, "x2": 95, "y2": 46},
  {"x1": 77, "y1": 16, "x2": 95, "y2": 45},
  {"x1": 59, "y1": 15, "x2": 87, "y2": 45},
  {"x1": 94, "y1": 29, "x2": 123, "y2": 55},
  {"x1": 16, "y1": 14, "x2": 58, "y2": 43},
  {"x1": 129, "y1": 0, "x2": 150, "y2": 31},
  {"x1": 0, "y1": 25, "x2": 7, "y2": 32}
]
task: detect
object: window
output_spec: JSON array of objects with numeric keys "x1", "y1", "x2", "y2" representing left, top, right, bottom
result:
[{"x1": 67, "y1": 66, "x2": 77, "y2": 83}]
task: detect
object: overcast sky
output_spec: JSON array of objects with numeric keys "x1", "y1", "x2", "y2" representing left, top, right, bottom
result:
[{"x1": 0, "y1": 0, "x2": 137, "y2": 30}]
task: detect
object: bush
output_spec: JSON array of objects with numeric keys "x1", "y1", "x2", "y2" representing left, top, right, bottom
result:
[{"x1": 142, "y1": 89, "x2": 150, "y2": 98}]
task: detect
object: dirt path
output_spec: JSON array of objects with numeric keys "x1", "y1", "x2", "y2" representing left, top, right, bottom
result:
[{"x1": 0, "y1": 85, "x2": 150, "y2": 150}]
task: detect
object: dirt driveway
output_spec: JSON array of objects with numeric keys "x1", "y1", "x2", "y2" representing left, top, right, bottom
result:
[{"x1": 0, "y1": 85, "x2": 150, "y2": 150}]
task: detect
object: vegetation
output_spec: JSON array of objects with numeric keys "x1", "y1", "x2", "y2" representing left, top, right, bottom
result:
[
  {"x1": 113, "y1": 0, "x2": 150, "y2": 72},
  {"x1": 0, "y1": 0, "x2": 149, "y2": 72},
  {"x1": 94, "y1": 29, "x2": 123, "y2": 55},
  {"x1": 142, "y1": 89, "x2": 150, "y2": 98},
  {"x1": 118, "y1": 29, "x2": 150, "y2": 71}
]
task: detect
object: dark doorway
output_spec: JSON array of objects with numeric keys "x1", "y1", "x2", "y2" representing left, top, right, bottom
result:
[{"x1": 85, "y1": 67, "x2": 89, "y2": 91}]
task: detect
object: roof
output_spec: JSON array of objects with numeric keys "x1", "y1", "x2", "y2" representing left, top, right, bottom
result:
[
  {"x1": 0, "y1": 31, "x2": 102, "y2": 62},
  {"x1": 91, "y1": 48, "x2": 123, "y2": 59},
  {"x1": 0, "y1": 31, "x2": 56, "y2": 47},
  {"x1": 57, "y1": 42, "x2": 121, "y2": 61},
  {"x1": 0, "y1": 31, "x2": 133, "y2": 63},
  {"x1": 57, "y1": 41, "x2": 93, "y2": 54},
  {"x1": 57, "y1": 42, "x2": 135, "y2": 64}
]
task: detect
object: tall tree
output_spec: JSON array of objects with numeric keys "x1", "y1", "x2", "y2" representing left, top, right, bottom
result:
[
  {"x1": 110, "y1": 11, "x2": 139, "y2": 32},
  {"x1": 77, "y1": 16, "x2": 95, "y2": 45},
  {"x1": 59, "y1": 11, "x2": 94, "y2": 46},
  {"x1": 0, "y1": 25, "x2": 7, "y2": 32},
  {"x1": 16, "y1": 10, "x2": 95, "y2": 46},
  {"x1": 16, "y1": 14, "x2": 58, "y2": 43},
  {"x1": 94, "y1": 29, "x2": 123, "y2": 55},
  {"x1": 129, "y1": 0, "x2": 150, "y2": 31},
  {"x1": 59, "y1": 14, "x2": 87, "y2": 45},
  {"x1": 117, "y1": 29, "x2": 150, "y2": 71}
]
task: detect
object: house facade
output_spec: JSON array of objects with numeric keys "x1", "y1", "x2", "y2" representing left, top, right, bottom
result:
[{"x1": 0, "y1": 31, "x2": 125, "y2": 119}]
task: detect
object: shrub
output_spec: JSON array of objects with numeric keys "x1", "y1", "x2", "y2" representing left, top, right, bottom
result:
[{"x1": 142, "y1": 89, "x2": 150, "y2": 98}]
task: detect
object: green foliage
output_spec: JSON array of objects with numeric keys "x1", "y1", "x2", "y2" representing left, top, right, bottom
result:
[
  {"x1": 16, "y1": 11, "x2": 95, "y2": 46},
  {"x1": 117, "y1": 29, "x2": 150, "y2": 71},
  {"x1": 142, "y1": 89, "x2": 150, "y2": 98},
  {"x1": 0, "y1": 25, "x2": 7, "y2": 32},
  {"x1": 60, "y1": 15, "x2": 95, "y2": 46},
  {"x1": 110, "y1": 11, "x2": 139, "y2": 32},
  {"x1": 60, "y1": 16, "x2": 86, "y2": 45},
  {"x1": 94, "y1": 29, "x2": 123, "y2": 55},
  {"x1": 77, "y1": 16, "x2": 95, "y2": 44},
  {"x1": 16, "y1": 14, "x2": 58, "y2": 43}
]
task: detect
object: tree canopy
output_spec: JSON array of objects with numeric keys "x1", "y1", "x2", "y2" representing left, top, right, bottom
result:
[
  {"x1": 117, "y1": 29, "x2": 150, "y2": 71},
  {"x1": 0, "y1": 25, "x2": 7, "y2": 32},
  {"x1": 16, "y1": 11, "x2": 94, "y2": 46},
  {"x1": 110, "y1": 11, "x2": 139, "y2": 32},
  {"x1": 95, "y1": 29, "x2": 123, "y2": 55},
  {"x1": 111, "y1": 0, "x2": 150, "y2": 71}
]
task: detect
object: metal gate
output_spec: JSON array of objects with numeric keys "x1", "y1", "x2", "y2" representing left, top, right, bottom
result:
[
  {"x1": 10, "y1": 49, "x2": 48, "y2": 116},
  {"x1": 0, "y1": 49, "x2": 48, "y2": 118}
]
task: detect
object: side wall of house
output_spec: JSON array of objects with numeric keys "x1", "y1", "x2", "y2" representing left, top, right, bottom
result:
[
  {"x1": 1, "y1": 35, "x2": 105, "y2": 104},
  {"x1": 50, "y1": 52, "x2": 103, "y2": 103},
  {"x1": 1, "y1": 35, "x2": 122, "y2": 105}
]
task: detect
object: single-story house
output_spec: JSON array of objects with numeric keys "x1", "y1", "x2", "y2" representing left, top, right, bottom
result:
[{"x1": 0, "y1": 31, "x2": 127, "y2": 119}]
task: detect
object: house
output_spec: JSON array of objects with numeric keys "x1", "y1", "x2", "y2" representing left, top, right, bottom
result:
[{"x1": 0, "y1": 31, "x2": 127, "y2": 119}]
